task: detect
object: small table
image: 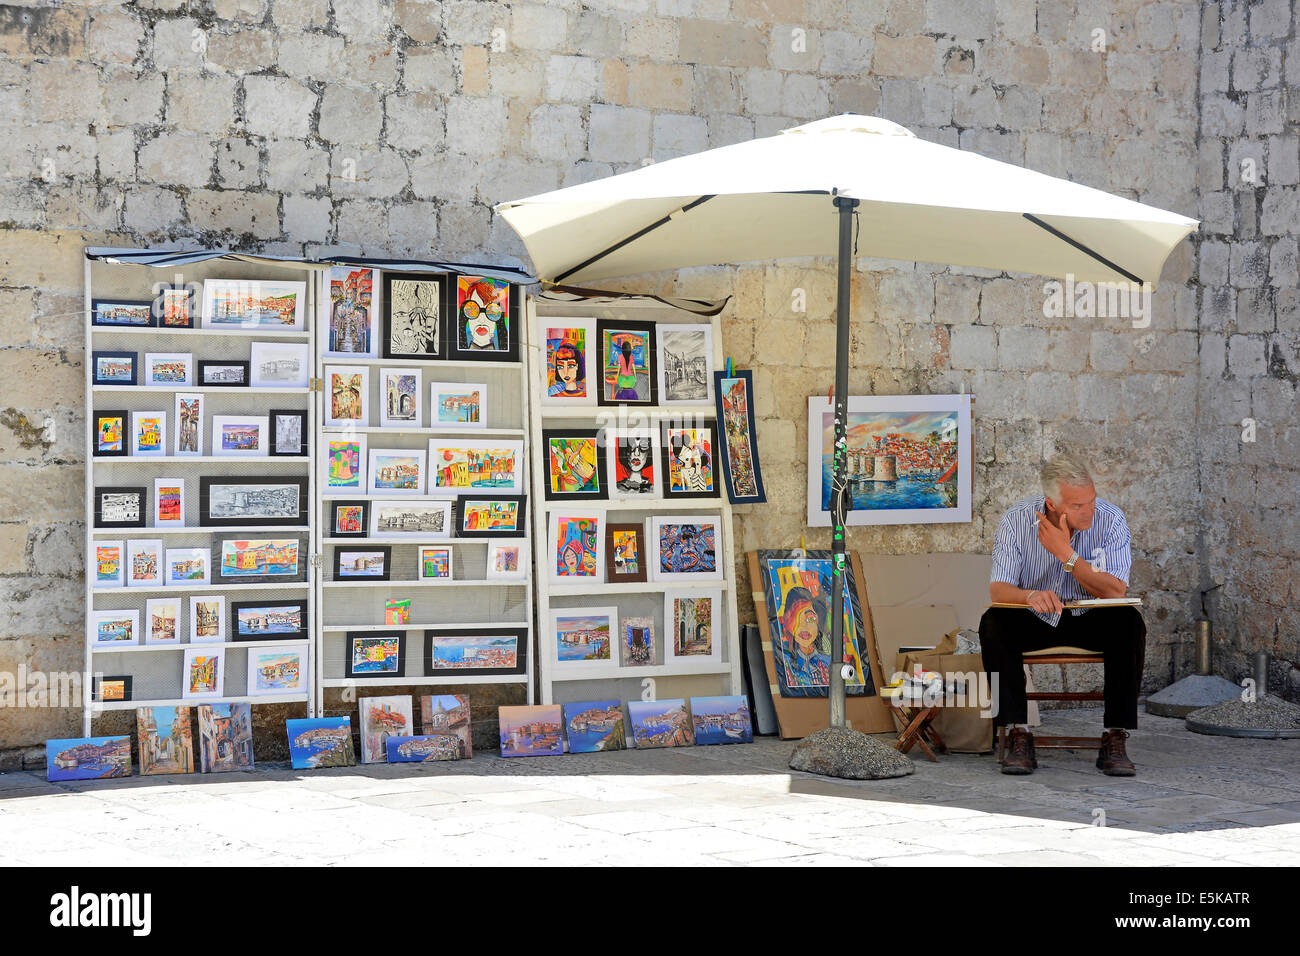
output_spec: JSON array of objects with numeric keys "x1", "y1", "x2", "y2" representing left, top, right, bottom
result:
[{"x1": 883, "y1": 686, "x2": 948, "y2": 761}]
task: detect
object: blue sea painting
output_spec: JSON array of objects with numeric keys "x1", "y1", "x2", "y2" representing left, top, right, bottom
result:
[
  {"x1": 286, "y1": 717, "x2": 356, "y2": 769},
  {"x1": 627, "y1": 698, "x2": 693, "y2": 749},
  {"x1": 690, "y1": 695, "x2": 753, "y2": 746},
  {"x1": 819, "y1": 410, "x2": 959, "y2": 512},
  {"x1": 563, "y1": 700, "x2": 626, "y2": 753},
  {"x1": 46, "y1": 736, "x2": 132, "y2": 781},
  {"x1": 385, "y1": 735, "x2": 463, "y2": 762}
]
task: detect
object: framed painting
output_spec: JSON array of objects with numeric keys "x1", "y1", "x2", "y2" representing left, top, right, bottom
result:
[
  {"x1": 358, "y1": 695, "x2": 415, "y2": 764},
  {"x1": 649, "y1": 514, "x2": 722, "y2": 583},
  {"x1": 323, "y1": 266, "x2": 379, "y2": 357},
  {"x1": 548, "y1": 510, "x2": 602, "y2": 583},
  {"x1": 269, "y1": 409, "x2": 308, "y2": 456},
  {"x1": 286, "y1": 717, "x2": 356, "y2": 769},
  {"x1": 94, "y1": 486, "x2": 146, "y2": 528},
  {"x1": 604, "y1": 521, "x2": 647, "y2": 584},
  {"x1": 125, "y1": 538, "x2": 163, "y2": 587},
  {"x1": 757, "y1": 549, "x2": 874, "y2": 699},
  {"x1": 200, "y1": 476, "x2": 307, "y2": 527},
  {"x1": 627, "y1": 699, "x2": 693, "y2": 748},
  {"x1": 541, "y1": 318, "x2": 596, "y2": 406},
  {"x1": 328, "y1": 499, "x2": 370, "y2": 538},
  {"x1": 93, "y1": 608, "x2": 139, "y2": 647},
  {"x1": 657, "y1": 323, "x2": 714, "y2": 405},
  {"x1": 91, "y1": 675, "x2": 133, "y2": 704},
  {"x1": 182, "y1": 646, "x2": 224, "y2": 700},
  {"x1": 156, "y1": 283, "x2": 195, "y2": 329},
  {"x1": 454, "y1": 494, "x2": 527, "y2": 537},
  {"x1": 197, "y1": 703, "x2": 254, "y2": 772},
  {"x1": 426, "y1": 438, "x2": 523, "y2": 495},
  {"x1": 324, "y1": 365, "x2": 370, "y2": 427},
  {"x1": 543, "y1": 428, "x2": 607, "y2": 501},
  {"x1": 551, "y1": 606, "x2": 617, "y2": 673},
  {"x1": 621, "y1": 615, "x2": 656, "y2": 667},
  {"x1": 214, "y1": 537, "x2": 303, "y2": 583},
  {"x1": 153, "y1": 477, "x2": 185, "y2": 528},
  {"x1": 345, "y1": 632, "x2": 406, "y2": 679},
  {"x1": 197, "y1": 360, "x2": 250, "y2": 387},
  {"x1": 144, "y1": 597, "x2": 181, "y2": 644},
  {"x1": 596, "y1": 318, "x2": 656, "y2": 405},
  {"x1": 714, "y1": 369, "x2": 766, "y2": 504},
  {"x1": 424, "y1": 627, "x2": 527, "y2": 677},
  {"x1": 92, "y1": 351, "x2": 137, "y2": 386},
  {"x1": 91, "y1": 299, "x2": 153, "y2": 328},
  {"x1": 498, "y1": 705, "x2": 563, "y2": 757},
  {"x1": 429, "y1": 381, "x2": 487, "y2": 429},
  {"x1": 189, "y1": 595, "x2": 226, "y2": 644},
  {"x1": 92, "y1": 409, "x2": 129, "y2": 457},
  {"x1": 606, "y1": 427, "x2": 659, "y2": 499},
  {"x1": 202, "y1": 278, "x2": 306, "y2": 331},
  {"x1": 420, "y1": 694, "x2": 472, "y2": 758},
  {"x1": 92, "y1": 540, "x2": 125, "y2": 589},
  {"x1": 136, "y1": 706, "x2": 194, "y2": 775},
  {"x1": 451, "y1": 274, "x2": 519, "y2": 362},
  {"x1": 382, "y1": 271, "x2": 446, "y2": 359},
  {"x1": 211, "y1": 415, "x2": 269, "y2": 458},
  {"x1": 690, "y1": 695, "x2": 753, "y2": 745},
  {"x1": 367, "y1": 447, "x2": 426, "y2": 496},
  {"x1": 323, "y1": 435, "x2": 367, "y2": 494},
  {"x1": 246, "y1": 644, "x2": 309, "y2": 697},
  {"x1": 165, "y1": 547, "x2": 209, "y2": 586},
  {"x1": 46, "y1": 737, "x2": 132, "y2": 781},
  {"x1": 131, "y1": 410, "x2": 167, "y2": 457},
  {"x1": 334, "y1": 545, "x2": 392, "y2": 581},
  {"x1": 417, "y1": 545, "x2": 453, "y2": 582},
  {"x1": 379, "y1": 367, "x2": 423, "y2": 428},
  {"x1": 174, "y1": 393, "x2": 203, "y2": 456},
  {"x1": 230, "y1": 598, "x2": 308, "y2": 642},
  {"x1": 805, "y1": 393, "x2": 973, "y2": 526},
  {"x1": 250, "y1": 341, "x2": 310, "y2": 389},
  {"x1": 664, "y1": 588, "x2": 722, "y2": 665},
  {"x1": 563, "y1": 701, "x2": 626, "y2": 753},
  {"x1": 369, "y1": 498, "x2": 452, "y2": 538},
  {"x1": 143, "y1": 352, "x2": 193, "y2": 388},
  {"x1": 485, "y1": 539, "x2": 528, "y2": 580},
  {"x1": 660, "y1": 420, "x2": 720, "y2": 499}
]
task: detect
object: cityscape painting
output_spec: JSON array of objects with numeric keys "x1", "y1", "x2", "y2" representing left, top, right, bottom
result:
[
  {"x1": 46, "y1": 736, "x2": 132, "y2": 781},
  {"x1": 498, "y1": 704, "x2": 563, "y2": 757}
]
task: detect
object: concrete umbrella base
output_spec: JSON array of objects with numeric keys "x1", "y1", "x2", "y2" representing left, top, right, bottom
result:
[
  {"x1": 1145, "y1": 674, "x2": 1244, "y2": 718},
  {"x1": 789, "y1": 727, "x2": 915, "y2": 779}
]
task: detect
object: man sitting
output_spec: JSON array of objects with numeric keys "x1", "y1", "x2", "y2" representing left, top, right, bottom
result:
[{"x1": 980, "y1": 453, "x2": 1146, "y2": 776}]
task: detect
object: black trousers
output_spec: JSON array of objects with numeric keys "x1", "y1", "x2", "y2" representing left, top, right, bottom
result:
[{"x1": 978, "y1": 606, "x2": 1147, "y2": 729}]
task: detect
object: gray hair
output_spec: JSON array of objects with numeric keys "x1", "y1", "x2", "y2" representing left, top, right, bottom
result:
[{"x1": 1041, "y1": 453, "x2": 1094, "y2": 503}]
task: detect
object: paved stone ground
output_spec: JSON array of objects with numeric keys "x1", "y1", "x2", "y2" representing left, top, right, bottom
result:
[{"x1": 2, "y1": 708, "x2": 1298, "y2": 867}]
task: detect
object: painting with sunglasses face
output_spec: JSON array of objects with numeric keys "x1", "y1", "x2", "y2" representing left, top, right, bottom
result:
[
  {"x1": 614, "y1": 434, "x2": 655, "y2": 495},
  {"x1": 457, "y1": 276, "x2": 511, "y2": 354}
]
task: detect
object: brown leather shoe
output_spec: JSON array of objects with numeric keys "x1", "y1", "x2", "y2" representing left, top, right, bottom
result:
[
  {"x1": 1097, "y1": 729, "x2": 1137, "y2": 776},
  {"x1": 1001, "y1": 727, "x2": 1036, "y2": 775}
]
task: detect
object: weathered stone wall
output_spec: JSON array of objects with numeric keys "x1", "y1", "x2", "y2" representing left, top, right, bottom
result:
[{"x1": 0, "y1": 0, "x2": 1290, "y2": 757}]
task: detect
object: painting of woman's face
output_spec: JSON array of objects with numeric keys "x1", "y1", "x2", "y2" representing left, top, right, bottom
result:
[{"x1": 793, "y1": 606, "x2": 820, "y2": 654}]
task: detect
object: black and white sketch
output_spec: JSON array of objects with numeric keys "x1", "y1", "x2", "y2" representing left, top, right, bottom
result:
[
  {"x1": 369, "y1": 500, "x2": 452, "y2": 537},
  {"x1": 199, "y1": 477, "x2": 308, "y2": 527},
  {"x1": 383, "y1": 273, "x2": 444, "y2": 358},
  {"x1": 199, "y1": 361, "x2": 250, "y2": 386},
  {"x1": 250, "y1": 342, "x2": 310, "y2": 388},
  {"x1": 657, "y1": 324, "x2": 714, "y2": 405},
  {"x1": 102, "y1": 493, "x2": 141, "y2": 523},
  {"x1": 274, "y1": 412, "x2": 303, "y2": 454}
]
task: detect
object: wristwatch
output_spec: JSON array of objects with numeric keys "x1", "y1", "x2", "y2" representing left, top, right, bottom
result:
[{"x1": 1064, "y1": 551, "x2": 1080, "y2": 572}]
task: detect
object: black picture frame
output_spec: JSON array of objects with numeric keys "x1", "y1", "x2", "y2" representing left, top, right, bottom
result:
[
  {"x1": 424, "y1": 626, "x2": 528, "y2": 677},
  {"x1": 91, "y1": 299, "x2": 154, "y2": 329},
  {"x1": 199, "y1": 476, "x2": 308, "y2": 527},
  {"x1": 448, "y1": 273, "x2": 521, "y2": 363},
  {"x1": 329, "y1": 499, "x2": 370, "y2": 538},
  {"x1": 381, "y1": 270, "x2": 449, "y2": 360},
  {"x1": 91, "y1": 674, "x2": 133, "y2": 703},
  {"x1": 595, "y1": 318, "x2": 657, "y2": 406},
  {"x1": 93, "y1": 486, "x2": 148, "y2": 528},
  {"x1": 92, "y1": 409, "x2": 130, "y2": 458},
  {"x1": 541, "y1": 428, "x2": 608, "y2": 502},
  {"x1": 211, "y1": 535, "x2": 308, "y2": 583},
  {"x1": 333, "y1": 545, "x2": 392, "y2": 582},
  {"x1": 604, "y1": 522, "x2": 648, "y2": 583},
  {"x1": 713, "y1": 369, "x2": 767, "y2": 505},
  {"x1": 454, "y1": 494, "x2": 528, "y2": 538},
  {"x1": 91, "y1": 351, "x2": 138, "y2": 386},
  {"x1": 269, "y1": 409, "x2": 308, "y2": 457},
  {"x1": 659, "y1": 419, "x2": 722, "y2": 499},
  {"x1": 229, "y1": 598, "x2": 309, "y2": 642},
  {"x1": 154, "y1": 284, "x2": 196, "y2": 329},
  {"x1": 344, "y1": 631, "x2": 407, "y2": 679},
  {"x1": 197, "y1": 359, "x2": 250, "y2": 387}
]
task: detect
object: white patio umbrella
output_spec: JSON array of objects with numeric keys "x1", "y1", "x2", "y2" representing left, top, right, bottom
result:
[{"x1": 497, "y1": 115, "x2": 1197, "y2": 747}]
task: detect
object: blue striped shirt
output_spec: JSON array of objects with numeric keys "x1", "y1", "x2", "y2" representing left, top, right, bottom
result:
[{"x1": 990, "y1": 495, "x2": 1133, "y2": 627}]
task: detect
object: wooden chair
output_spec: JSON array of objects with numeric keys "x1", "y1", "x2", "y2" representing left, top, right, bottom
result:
[{"x1": 996, "y1": 646, "x2": 1105, "y2": 763}]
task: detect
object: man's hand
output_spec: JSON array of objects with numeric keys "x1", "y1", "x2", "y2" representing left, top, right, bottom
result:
[
  {"x1": 1035, "y1": 509, "x2": 1073, "y2": 562},
  {"x1": 1026, "y1": 589, "x2": 1065, "y2": 615}
]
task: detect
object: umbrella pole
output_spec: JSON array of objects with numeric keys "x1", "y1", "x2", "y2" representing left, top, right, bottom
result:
[{"x1": 829, "y1": 195, "x2": 858, "y2": 730}]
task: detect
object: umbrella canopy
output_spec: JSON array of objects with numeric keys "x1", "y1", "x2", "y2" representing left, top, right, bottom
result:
[{"x1": 497, "y1": 115, "x2": 1197, "y2": 287}]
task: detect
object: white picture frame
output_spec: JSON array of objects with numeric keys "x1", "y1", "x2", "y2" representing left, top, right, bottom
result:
[
  {"x1": 92, "y1": 608, "x2": 140, "y2": 647},
  {"x1": 648, "y1": 514, "x2": 724, "y2": 583},
  {"x1": 322, "y1": 434, "x2": 368, "y2": 494},
  {"x1": 368, "y1": 499, "x2": 453, "y2": 538},
  {"x1": 165, "y1": 547, "x2": 210, "y2": 586},
  {"x1": 188, "y1": 595, "x2": 227, "y2": 644},
  {"x1": 322, "y1": 265, "x2": 380, "y2": 358},
  {"x1": 250, "y1": 341, "x2": 311, "y2": 389},
  {"x1": 246, "y1": 642, "x2": 310, "y2": 698},
  {"x1": 201, "y1": 278, "x2": 307, "y2": 331},
  {"x1": 805, "y1": 393, "x2": 973, "y2": 527},
  {"x1": 605, "y1": 426, "x2": 661, "y2": 499},
  {"x1": 664, "y1": 588, "x2": 723, "y2": 665},
  {"x1": 92, "y1": 540, "x2": 125, "y2": 589},
  {"x1": 656, "y1": 323, "x2": 715, "y2": 406},
  {"x1": 540, "y1": 318, "x2": 597, "y2": 407},
  {"x1": 153, "y1": 477, "x2": 185, "y2": 529},
  {"x1": 367, "y1": 447, "x2": 426, "y2": 496},
  {"x1": 174, "y1": 392, "x2": 204, "y2": 456},
  {"x1": 211, "y1": 415, "x2": 269, "y2": 458},
  {"x1": 547, "y1": 509, "x2": 604, "y2": 584},
  {"x1": 485, "y1": 539, "x2": 529, "y2": 581},
  {"x1": 143, "y1": 352, "x2": 194, "y2": 387},
  {"x1": 429, "y1": 381, "x2": 488, "y2": 430},
  {"x1": 379, "y1": 367, "x2": 424, "y2": 429},
  {"x1": 144, "y1": 596, "x2": 182, "y2": 645},
  {"x1": 324, "y1": 365, "x2": 370, "y2": 427},
  {"x1": 131, "y1": 410, "x2": 167, "y2": 458},
  {"x1": 417, "y1": 545, "x2": 454, "y2": 582},
  {"x1": 126, "y1": 538, "x2": 164, "y2": 588},
  {"x1": 182, "y1": 646, "x2": 225, "y2": 700},
  {"x1": 426, "y1": 438, "x2": 524, "y2": 496},
  {"x1": 550, "y1": 605, "x2": 619, "y2": 674}
]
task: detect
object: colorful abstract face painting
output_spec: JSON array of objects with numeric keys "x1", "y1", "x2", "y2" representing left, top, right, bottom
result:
[
  {"x1": 546, "y1": 326, "x2": 589, "y2": 399},
  {"x1": 554, "y1": 515, "x2": 598, "y2": 578},
  {"x1": 457, "y1": 276, "x2": 510, "y2": 353},
  {"x1": 657, "y1": 522, "x2": 716, "y2": 575},
  {"x1": 664, "y1": 425, "x2": 716, "y2": 496},
  {"x1": 547, "y1": 435, "x2": 600, "y2": 496}
]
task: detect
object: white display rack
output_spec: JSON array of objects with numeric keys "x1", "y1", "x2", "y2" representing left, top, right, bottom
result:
[
  {"x1": 528, "y1": 296, "x2": 743, "y2": 707},
  {"x1": 83, "y1": 252, "x2": 320, "y2": 732}
]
